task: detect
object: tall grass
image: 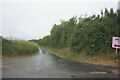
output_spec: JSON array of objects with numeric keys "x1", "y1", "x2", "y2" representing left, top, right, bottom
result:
[
  {"x1": 44, "y1": 47, "x2": 118, "y2": 67},
  {"x1": 0, "y1": 37, "x2": 2, "y2": 57},
  {"x1": 2, "y1": 38, "x2": 39, "y2": 57}
]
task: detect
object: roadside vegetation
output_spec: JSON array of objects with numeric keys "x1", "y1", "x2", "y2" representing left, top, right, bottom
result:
[
  {"x1": 0, "y1": 36, "x2": 2, "y2": 59},
  {"x1": 44, "y1": 47, "x2": 118, "y2": 67},
  {"x1": 30, "y1": 8, "x2": 120, "y2": 66},
  {"x1": 2, "y1": 37, "x2": 39, "y2": 57}
]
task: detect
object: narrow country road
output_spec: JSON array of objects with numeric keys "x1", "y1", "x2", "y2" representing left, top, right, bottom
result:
[{"x1": 2, "y1": 48, "x2": 118, "y2": 78}]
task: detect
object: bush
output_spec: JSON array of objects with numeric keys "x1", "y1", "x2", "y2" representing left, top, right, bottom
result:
[
  {"x1": 2, "y1": 38, "x2": 39, "y2": 56},
  {"x1": 33, "y1": 8, "x2": 119, "y2": 56}
]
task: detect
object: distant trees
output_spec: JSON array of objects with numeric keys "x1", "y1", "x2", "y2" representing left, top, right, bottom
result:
[{"x1": 33, "y1": 8, "x2": 119, "y2": 55}]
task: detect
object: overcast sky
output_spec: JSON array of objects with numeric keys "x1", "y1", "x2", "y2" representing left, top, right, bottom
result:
[{"x1": 0, "y1": 0, "x2": 119, "y2": 40}]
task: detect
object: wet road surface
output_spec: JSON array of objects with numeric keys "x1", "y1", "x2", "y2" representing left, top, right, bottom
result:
[{"x1": 2, "y1": 48, "x2": 118, "y2": 78}]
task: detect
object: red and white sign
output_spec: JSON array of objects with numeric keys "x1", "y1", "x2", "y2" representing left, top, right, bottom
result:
[{"x1": 112, "y1": 37, "x2": 120, "y2": 49}]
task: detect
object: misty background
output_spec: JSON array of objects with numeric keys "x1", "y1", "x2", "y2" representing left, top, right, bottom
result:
[{"x1": 0, "y1": 0, "x2": 119, "y2": 40}]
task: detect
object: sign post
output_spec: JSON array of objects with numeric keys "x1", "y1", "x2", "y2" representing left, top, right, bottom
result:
[
  {"x1": 116, "y1": 48, "x2": 118, "y2": 54},
  {"x1": 112, "y1": 37, "x2": 120, "y2": 54}
]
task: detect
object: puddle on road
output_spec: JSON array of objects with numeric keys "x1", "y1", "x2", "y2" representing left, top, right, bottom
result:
[
  {"x1": 26, "y1": 68, "x2": 31, "y2": 71},
  {"x1": 90, "y1": 71, "x2": 107, "y2": 74}
]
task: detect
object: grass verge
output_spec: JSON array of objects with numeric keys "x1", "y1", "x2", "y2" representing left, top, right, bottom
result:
[
  {"x1": 2, "y1": 38, "x2": 39, "y2": 58},
  {"x1": 42, "y1": 46, "x2": 119, "y2": 68}
]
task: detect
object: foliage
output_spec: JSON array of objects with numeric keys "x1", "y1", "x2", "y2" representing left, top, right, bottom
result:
[
  {"x1": 2, "y1": 38, "x2": 39, "y2": 56},
  {"x1": 33, "y1": 8, "x2": 119, "y2": 55},
  {"x1": 0, "y1": 36, "x2": 2, "y2": 54}
]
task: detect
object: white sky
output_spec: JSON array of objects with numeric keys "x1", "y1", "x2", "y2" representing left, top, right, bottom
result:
[
  {"x1": 0, "y1": 0, "x2": 119, "y2": 40},
  {"x1": 0, "y1": 0, "x2": 119, "y2": 3}
]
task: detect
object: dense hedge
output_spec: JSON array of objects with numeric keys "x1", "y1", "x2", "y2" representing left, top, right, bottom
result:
[
  {"x1": 31, "y1": 8, "x2": 120, "y2": 55},
  {"x1": 2, "y1": 38, "x2": 39, "y2": 56}
]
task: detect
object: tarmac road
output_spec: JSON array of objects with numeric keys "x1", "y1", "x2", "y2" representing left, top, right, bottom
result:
[{"x1": 2, "y1": 48, "x2": 118, "y2": 78}]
